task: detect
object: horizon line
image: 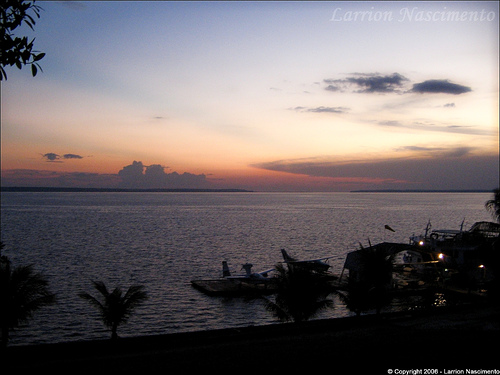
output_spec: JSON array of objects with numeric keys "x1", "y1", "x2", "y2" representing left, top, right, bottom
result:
[{"x1": 1, "y1": 186, "x2": 496, "y2": 194}]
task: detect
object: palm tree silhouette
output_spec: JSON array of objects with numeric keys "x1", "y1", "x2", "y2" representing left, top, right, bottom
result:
[
  {"x1": 79, "y1": 280, "x2": 148, "y2": 340},
  {"x1": 0, "y1": 245, "x2": 55, "y2": 347},
  {"x1": 485, "y1": 188, "x2": 500, "y2": 223},
  {"x1": 266, "y1": 263, "x2": 335, "y2": 323}
]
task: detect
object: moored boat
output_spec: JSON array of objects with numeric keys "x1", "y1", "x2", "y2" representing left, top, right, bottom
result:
[{"x1": 191, "y1": 261, "x2": 277, "y2": 296}]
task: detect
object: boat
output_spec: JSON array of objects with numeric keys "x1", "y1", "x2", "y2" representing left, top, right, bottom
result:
[
  {"x1": 192, "y1": 249, "x2": 338, "y2": 296},
  {"x1": 340, "y1": 241, "x2": 442, "y2": 292},
  {"x1": 280, "y1": 249, "x2": 332, "y2": 273},
  {"x1": 191, "y1": 261, "x2": 277, "y2": 296},
  {"x1": 409, "y1": 220, "x2": 500, "y2": 266}
]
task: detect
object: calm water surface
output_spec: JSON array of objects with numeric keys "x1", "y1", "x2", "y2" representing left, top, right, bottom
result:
[{"x1": 0, "y1": 192, "x2": 493, "y2": 346}]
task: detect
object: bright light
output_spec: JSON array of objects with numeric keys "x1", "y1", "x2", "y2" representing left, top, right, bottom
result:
[
  {"x1": 438, "y1": 253, "x2": 444, "y2": 259},
  {"x1": 479, "y1": 264, "x2": 485, "y2": 268},
  {"x1": 418, "y1": 241, "x2": 425, "y2": 246}
]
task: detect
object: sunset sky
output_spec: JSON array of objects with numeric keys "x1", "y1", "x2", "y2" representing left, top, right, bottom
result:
[{"x1": 1, "y1": 1, "x2": 498, "y2": 191}]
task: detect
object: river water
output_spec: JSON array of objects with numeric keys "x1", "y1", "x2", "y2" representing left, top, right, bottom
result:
[{"x1": 0, "y1": 191, "x2": 493, "y2": 346}]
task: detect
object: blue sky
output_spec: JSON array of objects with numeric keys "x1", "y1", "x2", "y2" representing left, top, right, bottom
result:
[{"x1": 1, "y1": 1, "x2": 498, "y2": 191}]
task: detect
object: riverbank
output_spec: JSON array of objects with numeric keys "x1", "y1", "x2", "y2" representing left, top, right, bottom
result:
[{"x1": 4, "y1": 303, "x2": 499, "y2": 373}]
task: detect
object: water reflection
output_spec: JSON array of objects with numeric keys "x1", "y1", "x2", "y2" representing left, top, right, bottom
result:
[{"x1": 391, "y1": 290, "x2": 462, "y2": 312}]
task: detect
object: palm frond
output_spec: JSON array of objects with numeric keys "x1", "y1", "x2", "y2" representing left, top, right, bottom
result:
[
  {"x1": 485, "y1": 188, "x2": 500, "y2": 222},
  {"x1": 92, "y1": 280, "x2": 110, "y2": 297},
  {"x1": 79, "y1": 292, "x2": 105, "y2": 311},
  {"x1": 123, "y1": 285, "x2": 148, "y2": 310},
  {"x1": 79, "y1": 281, "x2": 148, "y2": 338},
  {"x1": 1, "y1": 259, "x2": 55, "y2": 332}
]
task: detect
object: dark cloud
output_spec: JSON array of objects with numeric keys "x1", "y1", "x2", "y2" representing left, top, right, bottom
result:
[
  {"x1": 42, "y1": 153, "x2": 61, "y2": 162},
  {"x1": 63, "y1": 154, "x2": 84, "y2": 159},
  {"x1": 444, "y1": 103, "x2": 456, "y2": 107},
  {"x1": 324, "y1": 73, "x2": 409, "y2": 93},
  {"x1": 42, "y1": 153, "x2": 84, "y2": 162},
  {"x1": 323, "y1": 74, "x2": 471, "y2": 96},
  {"x1": 0, "y1": 169, "x2": 120, "y2": 188},
  {"x1": 411, "y1": 80, "x2": 471, "y2": 95},
  {"x1": 251, "y1": 151, "x2": 499, "y2": 191},
  {"x1": 118, "y1": 161, "x2": 210, "y2": 189},
  {"x1": 2, "y1": 161, "x2": 213, "y2": 190},
  {"x1": 347, "y1": 73, "x2": 409, "y2": 93}
]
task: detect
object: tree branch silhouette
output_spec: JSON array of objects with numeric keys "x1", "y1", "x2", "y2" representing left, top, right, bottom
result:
[{"x1": 1, "y1": 0, "x2": 45, "y2": 80}]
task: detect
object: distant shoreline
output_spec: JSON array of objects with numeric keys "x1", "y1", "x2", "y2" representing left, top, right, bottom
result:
[
  {"x1": 351, "y1": 189, "x2": 493, "y2": 193},
  {"x1": 0, "y1": 187, "x2": 253, "y2": 193}
]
